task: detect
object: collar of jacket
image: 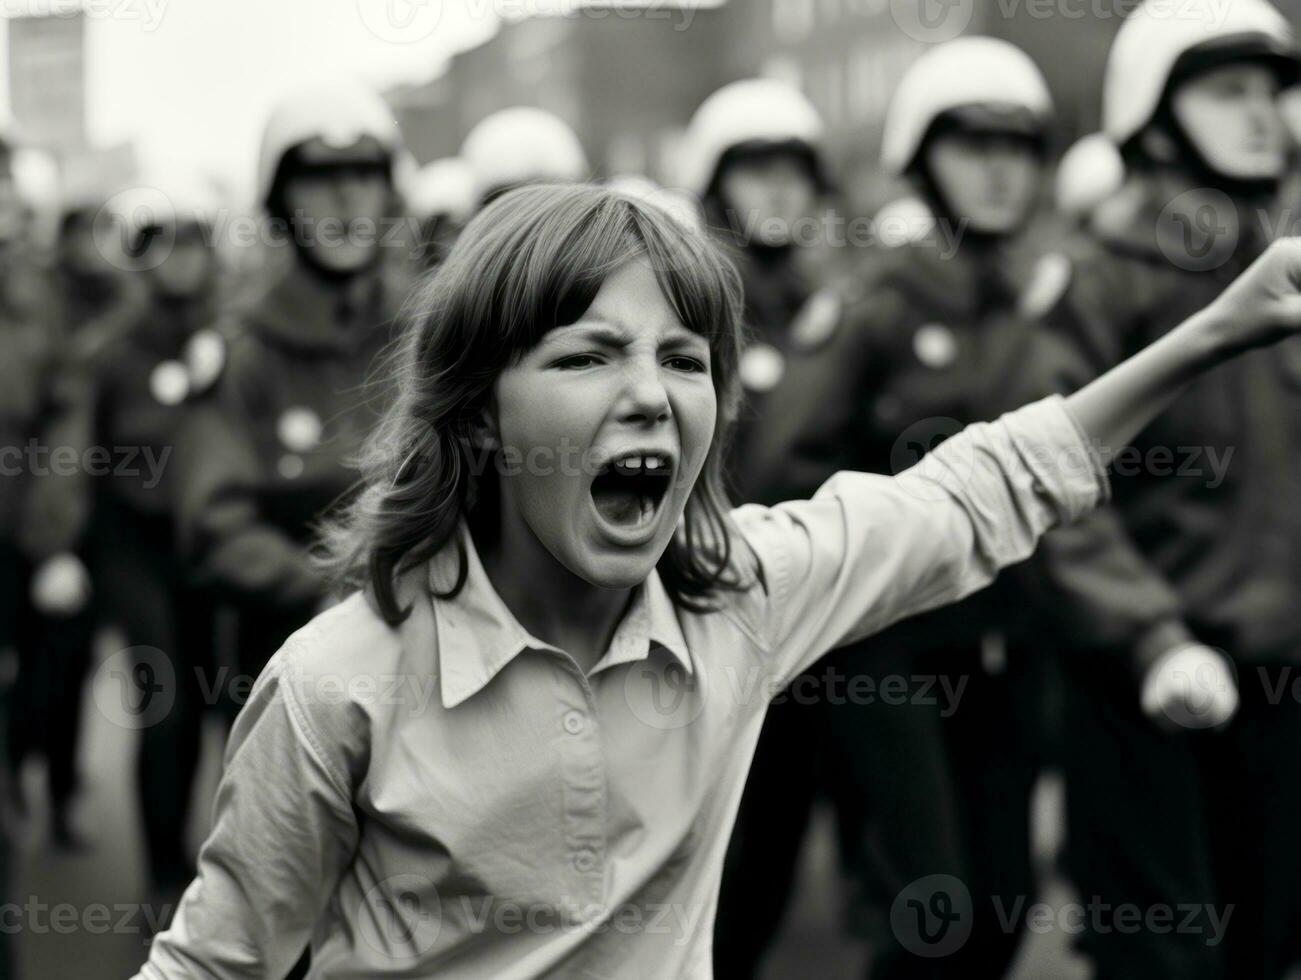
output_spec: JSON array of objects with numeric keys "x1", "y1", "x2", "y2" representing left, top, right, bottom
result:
[
  {"x1": 248, "y1": 252, "x2": 406, "y2": 356},
  {"x1": 425, "y1": 523, "x2": 693, "y2": 709},
  {"x1": 873, "y1": 233, "x2": 1020, "y2": 321}
]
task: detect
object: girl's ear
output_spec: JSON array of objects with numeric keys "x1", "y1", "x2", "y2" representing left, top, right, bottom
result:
[{"x1": 467, "y1": 402, "x2": 501, "y2": 452}]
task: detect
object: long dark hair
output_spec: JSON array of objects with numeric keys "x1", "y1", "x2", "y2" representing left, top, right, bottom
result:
[{"x1": 318, "y1": 182, "x2": 749, "y2": 626}]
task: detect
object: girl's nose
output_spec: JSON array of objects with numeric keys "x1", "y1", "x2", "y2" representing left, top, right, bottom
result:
[{"x1": 619, "y1": 362, "x2": 672, "y2": 425}]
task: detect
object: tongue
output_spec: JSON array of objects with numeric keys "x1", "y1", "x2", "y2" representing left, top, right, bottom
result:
[{"x1": 593, "y1": 486, "x2": 650, "y2": 526}]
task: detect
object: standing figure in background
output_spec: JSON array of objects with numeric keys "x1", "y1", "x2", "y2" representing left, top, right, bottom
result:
[
  {"x1": 0, "y1": 129, "x2": 60, "y2": 980},
  {"x1": 9, "y1": 191, "x2": 147, "y2": 850},
  {"x1": 679, "y1": 78, "x2": 862, "y2": 978},
  {"x1": 85, "y1": 181, "x2": 223, "y2": 912},
  {"x1": 752, "y1": 38, "x2": 1064, "y2": 979},
  {"x1": 174, "y1": 83, "x2": 411, "y2": 699},
  {"x1": 1027, "y1": 3, "x2": 1301, "y2": 978}
]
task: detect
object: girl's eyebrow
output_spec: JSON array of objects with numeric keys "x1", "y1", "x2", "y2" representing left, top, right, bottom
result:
[{"x1": 545, "y1": 318, "x2": 705, "y2": 350}]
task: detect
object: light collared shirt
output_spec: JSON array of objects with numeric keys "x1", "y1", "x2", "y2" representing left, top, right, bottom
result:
[{"x1": 137, "y1": 396, "x2": 1105, "y2": 980}]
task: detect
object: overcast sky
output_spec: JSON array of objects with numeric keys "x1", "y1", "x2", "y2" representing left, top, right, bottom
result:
[{"x1": 3, "y1": 0, "x2": 498, "y2": 200}]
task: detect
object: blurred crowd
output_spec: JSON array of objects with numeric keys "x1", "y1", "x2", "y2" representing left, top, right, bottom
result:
[{"x1": 4, "y1": 0, "x2": 1301, "y2": 978}]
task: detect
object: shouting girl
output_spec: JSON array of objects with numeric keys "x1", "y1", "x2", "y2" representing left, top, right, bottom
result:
[{"x1": 137, "y1": 182, "x2": 1301, "y2": 979}]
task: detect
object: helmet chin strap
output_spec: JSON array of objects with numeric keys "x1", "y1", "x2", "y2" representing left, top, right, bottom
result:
[
  {"x1": 289, "y1": 233, "x2": 383, "y2": 284},
  {"x1": 1144, "y1": 106, "x2": 1283, "y2": 203}
]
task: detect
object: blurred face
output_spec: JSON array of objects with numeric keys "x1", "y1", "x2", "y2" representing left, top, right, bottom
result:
[
  {"x1": 63, "y1": 217, "x2": 119, "y2": 276},
  {"x1": 282, "y1": 164, "x2": 390, "y2": 274},
  {"x1": 1172, "y1": 63, "x2": 1288, "y2": 181},
  {"x1": 924, "y1": 132, "x2": 1043, "y2": 234},
  {"x1": 0, "y1": 176, "x2": 24, "y2": 245},
  {"x1": 490, "y1": 258, "x2": 717, "y2": 591},
  {"x1": 146, "y1": 225, "x2": 216, "y2": 298},
  {"x1": 718, "y1": 153, "x2": 817, "y2": 246}
]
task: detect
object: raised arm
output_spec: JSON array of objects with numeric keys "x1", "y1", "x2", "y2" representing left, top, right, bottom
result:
[
  {"x1": 1066, "y1": 238, "x2": 1301, "y2": 452},
  {"x1": 740, "y1": 238, "x2": 1301, "y2": 688}
]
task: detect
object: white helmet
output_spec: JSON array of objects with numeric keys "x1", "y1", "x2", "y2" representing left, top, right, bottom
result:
[
  {"x1": 881, "y1": 37, "x2": 1053, "y2": 176},
  {"x1": 1103, "y1": 0, "x2": 1297, "y2": 147},
  {"x1": 10, "y1": 146, "x2": 60, "y2": 215},
  {"x1": 409, "y1": 157, "x2": 478, "y2": 223},
  {"x1": 256, "y1": 82, "x2": 402, "y2": 209},
  {"x1": 1055, "y1": 133, "x2": 1125, "y2": 217},
  {"x1": 460, "y1": 107, "x2": 588, "y2": 201},
  {"x1": 873, "y1": 196, "x2": 935, "y2": 248},
  {"x1": 678, "y1": 78, "x2": 825, "y2": 198},
  {"x1": 108, "y1": 175, "x2": 223, "y2": 251},
  {"x1": 605, "y1": 174, "x2": 704, "y2": 232}
]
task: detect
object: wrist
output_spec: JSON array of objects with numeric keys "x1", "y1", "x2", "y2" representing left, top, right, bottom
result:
[
  {"x1": 1180, "y1": 304, "x2": 1249, "y2": 364},
  {"x1": 1132, "y1": 619, "x2": 1196, "y2": 678}
]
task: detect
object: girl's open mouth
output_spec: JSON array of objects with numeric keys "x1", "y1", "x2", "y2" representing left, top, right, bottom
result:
[{"x1": 589, "y1": 452, "x2": 674, "y2": 536}]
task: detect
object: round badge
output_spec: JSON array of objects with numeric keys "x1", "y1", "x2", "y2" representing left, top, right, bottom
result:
[
  {"x1": 739, "y1": 343, "x2": 785, "y2": 393},
  {"x1": 184, "y1": 329, "x2": 226, "y2": 392},
  {"x1": 277, "y1": 454, "x2": 305, "y2": 481},
  {"x1": 277, "y1": 407, "x2": 323, "y2": 453},
  {"x1": 790, "y1": 290, "x2": 842, "y2": 352},
  {"x1": 1019, "y1": 253, "x2": 1072, "y2": 319},
  {"x1": 149, "y1": 360, "x2": 190, "y2": 406},
  {"x1": 913, "y1": 324, "x2": 958, "y2": 370}
]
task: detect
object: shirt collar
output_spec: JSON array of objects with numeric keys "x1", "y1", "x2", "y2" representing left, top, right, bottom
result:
[{"x1": 430, "y1": 524, "x2": 693, "y2": 710}]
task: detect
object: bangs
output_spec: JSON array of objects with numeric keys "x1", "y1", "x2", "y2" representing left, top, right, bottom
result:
[{"x1": 443, "y1": 182, "x2": 742, "y2": 381}]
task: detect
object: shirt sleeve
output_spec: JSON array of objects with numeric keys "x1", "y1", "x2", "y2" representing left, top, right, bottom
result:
[
  {"x1": 734, "y1": 395, "x2": 1108, "y2": 687},
  {"x1": 133, "y1": 639, "x2": 361, "y2": 980}
]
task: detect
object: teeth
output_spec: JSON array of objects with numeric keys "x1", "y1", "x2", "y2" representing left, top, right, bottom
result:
[{"x1": 609, "y1": 453, "x2": 669, "y2": 474}]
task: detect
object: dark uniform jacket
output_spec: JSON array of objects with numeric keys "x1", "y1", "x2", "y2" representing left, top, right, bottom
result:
[
  {"x1": 14, "y1": 263, "x2": 146, "y2": 561},
  {"x1": 724, "y1": 241, "x2": 837, "y2": 504},
  {"x1": 1027, "y1": 178, "x2": 1301, "y2": 666},
  {"x1": 175, "y1": 256, "x2": 406, "y2": 613},
  {"x1": 751, "y1": 232, "x2": 1055, "y2": 652},
  {"x1": 0, "y1": 253, "x2": 58, "y2": 547}
]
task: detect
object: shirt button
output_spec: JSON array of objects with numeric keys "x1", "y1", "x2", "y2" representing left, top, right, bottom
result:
[
  {"x1": 574, "y1": 849, "x2": 597, "y2": 873},
  {"x1": 563, "y1": 711, "x2": 585, "y2": 735}
]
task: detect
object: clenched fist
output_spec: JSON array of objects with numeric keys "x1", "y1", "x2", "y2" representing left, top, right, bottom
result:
[
  {"x1": 1140, "y1": 642, "x2": 1238, "y2": 731},
  {"x1": 31, "y1": 553, "x2": 92, "y2": 617}
]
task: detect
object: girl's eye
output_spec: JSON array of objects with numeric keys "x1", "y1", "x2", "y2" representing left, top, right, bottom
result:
[
  {"x1": 665, "y1": 355, "x2": 707, "y2": 373},
  {"x1": 554, "y1": 354, "x2": 601, "y2": 370}
]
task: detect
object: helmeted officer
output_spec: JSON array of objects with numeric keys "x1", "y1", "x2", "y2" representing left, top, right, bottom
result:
[
  {"x1": 85, "y1": 177, "x2": 224, "y2": 903},
  {"x1": 174, "y1": 83, "x2": 411, "y2": 692},
  {"x1": 1023, "y1": 3, "x2": 1301, "y2": 977},
  {"x1": 749, "y1": 38, "x2": 1065, "y2": 979},
  {"x1": 680, "y1": 78, "x2": 965, "y2": 979}
]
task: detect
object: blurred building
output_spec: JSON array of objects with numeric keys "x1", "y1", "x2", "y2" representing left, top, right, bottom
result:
[
  {"x1": 389, "y1": 3, "x2": 738, "y2": 184},
  {"x1": 7, "y1": 12, "x2": 138, "y2": 206}
]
